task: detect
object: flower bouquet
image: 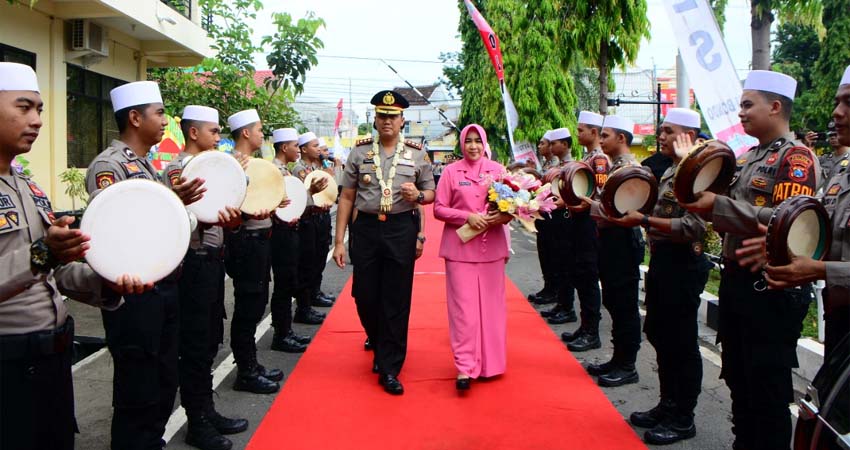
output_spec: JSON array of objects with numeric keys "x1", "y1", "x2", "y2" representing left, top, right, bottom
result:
[{"x1": 456, "y1": 172, "x2": 557, "y2": 243}]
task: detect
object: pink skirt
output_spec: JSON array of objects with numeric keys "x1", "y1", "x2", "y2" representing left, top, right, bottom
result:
[{"x1": 445, "y1": 259, "x2": 507, "y2": 378}]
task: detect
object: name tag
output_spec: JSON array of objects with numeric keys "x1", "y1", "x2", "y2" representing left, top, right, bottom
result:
[
  {"x1": 459, "y1": 181, "x2": 471, "y2": 186},
  {"x1": 398, "y1": 159, "x2": 415, "y2": 167}
]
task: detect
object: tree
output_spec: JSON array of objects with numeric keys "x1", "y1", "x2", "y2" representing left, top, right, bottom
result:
[
  {"x1": 805, "y1": 0, "x2": 850, "y2": 128},
  {"x1": 770, "y1": 22, "x2": 821, "y2": 130},
  {"x1": 749, "y1": 0, "x2": 822, "y2": 70},
  {"x1": 200, "y1": 0, "x2": 264, "y2": 71},
  {"x1": 262, "y1": 12, "x2": 325, "y2": 97},
  {"x1": 438, "y1": 51, "x2": 463, "y2": 99},
  {"x1": 565, "y1": 0, "x2": 650, "y2": 114},
  {"x1": 456, "y1": 0, "x2": 579, "y2": 160}
]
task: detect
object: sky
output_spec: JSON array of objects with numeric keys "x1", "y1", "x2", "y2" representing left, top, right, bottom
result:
[{"x1": 247, "y1": 0, "x2": 756, "y2": 123}]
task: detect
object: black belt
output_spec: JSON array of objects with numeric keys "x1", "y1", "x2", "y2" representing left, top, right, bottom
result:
[
  {"x1": 358, "y1": 210, "x2": 418, "y2": 222},
  {"x1": 187, "y1": 246, "x2": 224, "y2": 259},
  {"x1": 0, "y1": 316, "x2": 74, "y2": 361},
  {"x1": 302, "y1": 206, "x2": 327, "y2": 219}
]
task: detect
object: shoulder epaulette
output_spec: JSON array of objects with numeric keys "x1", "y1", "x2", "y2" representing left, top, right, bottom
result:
[
  {"x1": 404, "y1": 140, "x2": 422, "y2": 150},
  {"x1": 356, "y1": 137, "x2": 373, "y2": 146}
]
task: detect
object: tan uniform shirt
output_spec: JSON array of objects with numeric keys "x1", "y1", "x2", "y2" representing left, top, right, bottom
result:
[
  {"x1": 821, "y1": 172, "x2": 850, "y2": 300},
  {"x1": 590, "y1": 152, "x2": 643, "y2": 228},
  {"x1": 342, "y1": 138, "x2": 435, "y2": 215},
  {"x1": 582, "y1": 148, "x2": 611, "y2": 200},
  {"x1": 820, "y1": 151, "x2": 850, "y2": 184},
  {"x1": 273, "y1": 158, "x2": 292, "y2": 177},
  {"x1": 85, "y1": 139, "x2": 161, "y2": 199},
  {"x1": 647, "y1": 164, "x2": 707, "y2": 245},
  {"x1": 0, "y1": 172, "x2": 115, "y2": 334},
  {"x1": 712, "y1": 133, "x2": 821, "y2": 260},
  {"x1": 542, "y1": 155, "x2": 561, "y2": 171},
  {"x1": 293, "y1": 159, "x2": 322, "y2": 210},
  {"x1": 163, "y1": 152, "x2": 224, "y2": 249}
]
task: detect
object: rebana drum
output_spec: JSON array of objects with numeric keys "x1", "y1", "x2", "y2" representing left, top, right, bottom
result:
[
  {"x1": 600, "y1": 166, "x2": 658, "y2": 218},
  {"x1": 766, "y1": 195, "x2": 832, "y2": 266},
  {"x1": 673, "y1": 139, "x2": 736, "y2": 204},
  {"x1": 304, "y1": 170, "x2": 338, "y2": 207},
  {"x1": 275, "y1": 176, "x2": 308, "y2": 222},
  {"x1": 181, "y1": 151, "x2": 247, "y2": 224},
  {"x1": 242, "y1": 158, "x2": 286, "y2": 215},
  {"x1": 558, "y1": 161, "x2": 595, "y2": 206}
]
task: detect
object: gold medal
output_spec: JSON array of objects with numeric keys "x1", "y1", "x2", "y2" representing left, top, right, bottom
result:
[
  {"x1": 366, "y1": 150, "x2": 374, "y2": 158},
  {"x1": 363, "y1": 174, "x2": 372, "y2": 184}
]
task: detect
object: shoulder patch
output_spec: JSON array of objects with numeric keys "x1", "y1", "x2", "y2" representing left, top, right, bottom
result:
[
  {"x1": 96, "y1": 171, "x2": 115, "y2": 189},
  {"x1": 122, "y1": 147, "x2": 136, "y2": 159},
  {"x1": 356, "y1": 137, "x2": 374, "y2": 146},
  {"x1": 167, "y1": 168, "x2": 182, "y2": 186},
  {"x1": 297, "y1": 169, "x2": 307, "y2": 180},
  {"x1": 123, "y1": 162, "x2": 142, "y2": 175},
  {"x1": 404, "y1": 140, "x2": 422, "y2": 150}
]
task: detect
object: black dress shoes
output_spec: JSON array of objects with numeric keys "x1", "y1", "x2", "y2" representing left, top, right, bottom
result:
[
  {"x1": 270, "y1": 332, "x2": 307, "y2": 353},
  {"x1": 233, "y1": 368, "x2": 279, "y2": 394},
  {"x1": 531, "y1": 292, "x2": 558, "y2": 305},
  {"x1": 364, "y1": 338, "x2": 373, "y2": 351},
  {"x1": 567, "y1": 333, "x2": 601, "y2": 352},
  {"x1": 629, "y1": 399, "x2": 675, "y2": 428},
  {"x1": 288, "y1": 330, "x2": 311, "y2": 344},
  {"x1": 644, "y1": 418, "x2": 696, "y2": 445},
  {"x1": 318, "y1": 290, "x2": 336, "y2": 302},
  {"x1": 527, "y1": 289, "x2": 548, "y2": 302},
  {"x1": 547, "y1": 309, "x2": 578, "y2": 324},
  {"x1": 561, "y1": 328, "x2": 584, "y2": 342},
  {"x1": 540, "y1": 304, "x2": 563, "y2": 318},
  {"x1": 311, "y1": 294, "x2": 334, "y2": 308},
  {"x1": 293, "y1": 308, "x2": 325, "y2": 325},
  {"x1": 455, "y1": 377, "x2": 471, "y2": 391},
  {"x1": 597, "y1": 366, "x2": 639, "y2": 387},
  {"x1": 378, "y1": 374, "x2": 404, "y2": 395},
  {"x1": 585, "y1": 359, "x2": 616, "y2": 376},
  {"x1": 256, "y1": 364, "x2": 284, "y2": 382},
  {"x1": 185, "y1": 415, "x2": 232, "y2": 450},
  {"x1": 206, "y1": 409, "x2": 249, "y2": 435}
]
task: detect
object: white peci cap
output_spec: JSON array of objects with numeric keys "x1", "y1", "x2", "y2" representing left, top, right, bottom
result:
[
  {"x1": 297, "y1": 131, "x2": 317, "y2": 147},
  {"x1": 840, "y1": 65, "x2": 850, "y2": 87},
  {"x1": 273, "y1": 128, "x2": 298, "y2": 143},
  {"x1": 110, "y1": 81, "x2": 163, "y2": 111},
  {"x1": 0, "y1": 62, "x2": 39, "y2": 92},
  {"x1": 578, "y1": 111, "x2": 604, "y2": 127},
  {"x1": 317, "y1": 137, "x2": 328, "y2": 148},
  {"x1": 602, "y1": 115, "x2": 635, "y2": 134},
  {"x1": 542, "y1": 130, "x2": 553, "y2": 141},
  {"x1": 182, "y1": 105, "x2": 219, "y2": 124},
  {"x1": 663, "y1": 108, "x2": 701, "y2": 129},
  {"x1": 227, "y1": 109, "x2": 260, "y2": 131},
  {"x1": 549, "y1": 128, "x2": 571, "y2": 140},
  {"x1": 743, "y1": 70, "x2": 797, "y2": 100}
]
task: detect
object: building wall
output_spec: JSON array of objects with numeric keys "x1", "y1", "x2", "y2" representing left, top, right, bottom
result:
[{"x1": 2, "y1": 4, "x2": 148, "y2": 210}]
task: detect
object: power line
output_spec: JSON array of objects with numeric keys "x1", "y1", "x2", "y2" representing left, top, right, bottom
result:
[{"x1": 317, "y1": 54, "x2": 447, "y2": 65}]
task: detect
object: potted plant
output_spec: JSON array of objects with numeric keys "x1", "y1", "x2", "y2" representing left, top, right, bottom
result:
[{"x1": 56, "y1": 167, "x2": 88, "y2": 229}]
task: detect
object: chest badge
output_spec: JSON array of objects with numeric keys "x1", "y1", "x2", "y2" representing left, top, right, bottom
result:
[
  {"x1": 663, "y1": 204, "x2": 674, "y2": 215},
  {"x1": 754, "y1": 195, "x2": 767, "y2": 206},
  {"x1": 366, "y1": 150, "x2": 374, "y2": 158},
  {"x1": 766, "y1": 153, "x2": 779, "y2": 165},
  {"x1": 751, "y1": 177, "x2": 768, "y2": 189},
  {"x1": 0, "y1": 193, "x2": 13, "y2": 210},
  {"x1": 6, "y1": 211, "x2": 18, "y2": 226},
  {"x1": 827, "y1": 184, "x2": 841, "y2": 196},
  {"x1": 362, "y1": 174, "x2": 372, "y2": 184}
]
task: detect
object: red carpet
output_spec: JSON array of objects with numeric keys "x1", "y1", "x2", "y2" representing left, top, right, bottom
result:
[{"x1": 248, "y1": 206, "x2": 646, "y2": 450}]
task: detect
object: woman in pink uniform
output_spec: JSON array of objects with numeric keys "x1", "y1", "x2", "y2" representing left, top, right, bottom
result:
[{"x1": 434, "y1": 124, "x2": 512, "y2": 391}]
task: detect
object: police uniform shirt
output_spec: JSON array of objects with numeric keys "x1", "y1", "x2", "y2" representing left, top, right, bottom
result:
[
  {"x1": 273, "y1": 158, "x2": 291, "y2": 177},
  {"x1": 163, "y1": 152, "x2": 224, "y2": 249},
  {"x1": 712, "y1": 133, "x2": 822, "y2": 260},
  {"x1": 542, "y1": 155, "x2": 561, "y2": 171},
  {"x1": 0, "y1": 171, "x2": 117, "y2": 334},
  {"x1": 342, "y1": 138, "x2": 435, "y2": 215},
  {"x1": 648, "y1": 164, "x2": 707, "y2": 245},
  {"x1": 820, "y1": 151, "x2": 850, "y2": 183},
  {"x1": 85, "y1": 139, "x2": 161, "y2": 198},
  {"x1": 821, "y1": 171, "x2": 850, "y2": 300},
  {"x1": 582, "y1": 148, "x2": 611, "y2": 200},
  {"x1": 293, "y1": 159, "x2": 321, "y2": 209},
  {"x1": 589, "y1": 152, "x2": 643, "y2": 227}
]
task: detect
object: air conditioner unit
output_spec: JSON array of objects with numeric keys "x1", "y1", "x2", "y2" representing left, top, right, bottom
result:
[{"x1": 70, "y1": 20, "x2": 109, "y2": 57}]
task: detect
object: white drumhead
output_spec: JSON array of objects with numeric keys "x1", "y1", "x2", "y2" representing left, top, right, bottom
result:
[
  {"x1": 276, "y1": 176, "x2": 308, "y2": 222},
  {"x1": 181, "y1": 151, "x2": 247, "y2": 223},
  {"x1": 693, "y1": 158, "x2": 723, "y2": 194},
  {"x1": 81, "y1": 179, "x2": 190, "y2": 284},
  {"x1": 614, "y1": 178, "x2": 651, "y2": 214},
  {"x1": 572, "y1": 171, "x2": 591, "y2": 198},
  {"x1": 304, "y1": 170, "x2": 338, "y2": 207},
  {"x1": 787, "y1": 209, "x2": 821, "y2": 259},
  {"x1": 242, "y1": 158, "x2": 286, "y2": 214}
]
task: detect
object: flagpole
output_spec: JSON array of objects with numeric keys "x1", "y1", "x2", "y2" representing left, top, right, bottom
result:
[
  {"x1": 380, "y1": 59, "x2": 461, "y2": 133},
  {"x1": 500, "y1": 80, "x2": 516, "y2": 154}
]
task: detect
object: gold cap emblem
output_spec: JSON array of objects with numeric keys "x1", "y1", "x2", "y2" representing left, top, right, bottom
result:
[{"x1": 383, "y1": 92, "x2": 395, "y2": 106}]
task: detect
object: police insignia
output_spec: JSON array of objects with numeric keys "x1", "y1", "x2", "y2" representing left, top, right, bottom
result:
[
  {"x1": 754, "y1": 195, "x2": 766, "y2": 206},
  {"x1": 362, "y1": 174, "x2": 372, "y2": 184},
  {"x1": 827, "y1": 184, "x2": 841, "y2": 195},
  {"x1": 6, "y1": 211, "x2": 18, "y2": 226},
  {"x1": 383, "y1": 92, "x2": 395, "y2": 105},
  {"x1": 692, "y1": 242, "x2": 703, "y2": 256},
  {"x1": 0, "y1": 194, "x2": 13, "y2": 210},
  {"x1": 784, "y1": 151, "x2": 813, "y2": 182},
  {"x1": 842, "y1": 160, "x2": 849, "y2": 167},
  {"x1": 751, "y1": 177, "x2": 768, "y2": 188},
  {"x1": 123, "y1": 162, "x2": 142, "y2": 174},
  {"x1": 664, "y1": 204, "x2": 674, "y2": 214},
  {"x1": 96, "y1": 171, "x2": 115, "y2": 189},
  {"x1": 664, "y1": 190, "x2": 676, "y2": 200},
  {"x1": 298, "y1": 170, "x2": 306, "y2": 179},
  {"x1": 27, "y1": 181, "x2": 45, "y2": 198},
  {"x1": 123, "y1": 148, "x2": 135, "y2": 159},
  {"x1": 766, "y1": 153, "x2": 779, "y2": 165},
  {"x1": 737, "y1": 158, "x2": 747, "y2": 166},
  {"x1": 0, "y1": 214, "x2": 8, "y2": 230},
  {"x1": 167, "y1": 168, "x2": 182, "y2": 186}
]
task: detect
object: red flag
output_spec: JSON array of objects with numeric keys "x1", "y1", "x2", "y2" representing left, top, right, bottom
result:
[
  {"x1": 333, "y1": 98, "x2": 343, "y2": 134},
  {"x1": 464, "y1": 0, "x2": 504, "y2": 82}
]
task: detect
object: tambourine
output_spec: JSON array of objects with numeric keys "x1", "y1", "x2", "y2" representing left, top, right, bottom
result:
[
  {"x1": 600, "y1": 166, "x2": 658, "y2": 218},
  {"x1": 181, "y1": 151, "x2": 247, "y2": 223},
  {"x1": 542, "y1": 167, "x2": 561, "y2": 185},
  {"x1": 80, "y1": 179, "x2": 190, "y2": 284},
  {"x1": 673, "y1": 139, "x2": 736, "y2": 203},
  {"x1": 304, "y1": 170, "x2": 338, "y2": 207},
  {"x1": 275, "y1": 176, "x2": 308, "y2": 222},
  {"x1": 557, "y1": 161, "x2": 595, "y2": 206},
  {"x1": 242, "y1": 158, "x2": 286, "y2": 215},
  {"x1": 766, "y1": 195, "x2": 832, "y2": 266}
]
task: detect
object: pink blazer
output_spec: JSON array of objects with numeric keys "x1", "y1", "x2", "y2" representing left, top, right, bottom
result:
[{"x1": 433, "y1": 159, "x2": 509, "y2": 262}]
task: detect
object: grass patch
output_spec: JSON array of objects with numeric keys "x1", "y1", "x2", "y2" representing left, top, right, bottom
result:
[{"x1": 801, "y1": 300, "x2": 819, "y2": 339}]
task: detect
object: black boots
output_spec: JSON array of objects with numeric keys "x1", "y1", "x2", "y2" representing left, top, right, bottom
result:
[
  {"x1": 233, "y1": 363, "x2": 281, "y2": 394},
  {"x1": 597, "y1": 364, "x2": 639, "y2": 387},
  {"x1": 185, "y1": 414, "x2": 233, "y2": 450},
  {"x1": 271, "y1": 330, "x2": 308, "y2": 353},
  {"x1": 567, "y1": 332, "x2": 601, "y2": 352}
]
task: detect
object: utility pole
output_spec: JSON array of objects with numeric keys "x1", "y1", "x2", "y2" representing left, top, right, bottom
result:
[{"x1": 676, "y1": 52, "x2": 690, "y2": 109}]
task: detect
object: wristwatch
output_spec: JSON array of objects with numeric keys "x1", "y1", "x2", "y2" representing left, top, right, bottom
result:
[
  {"x1": 416, "y1": 191, "x2": 425, "y2": 204},
  {"x1": 30, "y1": 238, "x2": 58, "y2": 273},
  {"x1": 640, "y1": 214, "x2": 651, "y2": 229},
  {"x1": 416, "y1": 235, "x2": 426, "y2": 244}
]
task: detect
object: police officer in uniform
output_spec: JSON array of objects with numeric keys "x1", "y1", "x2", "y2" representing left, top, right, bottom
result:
[
  {"x1": 85, "y1": 81, "x2": 205, "y2": 450},
  {"x1": 813, "y1": 121, "x2": 850, "y2": 182},
  {"x1": 224, "y1": 109, "x2": 283, "y2": 394},
  {"x1": 269, "y1": 127, "x2": 311, "y2": 353},
  {"x1": 581, "y1": 115, "x2": 646, "y2": 387},
  {"x1": 561, "y1": 111, "x2": 608, "y2": 352},
  {"x1": 293, "y1": 131, "x2": 331, "y2": 325},
  {"x1": 333, "y1": 90, "x2": 435, "y2": 395},
  {"x1": 163, "y1": 105, "x2": 248, "y2": 450},
  {"x1": 541, "y1": 128, "x2": 578, "y2": 324},
  {"x1": 681, "y1": 71, "x2": 821, "y2": 450},
  {"x1": 529, "y1": 130, "x2": 559, "y2": 305},
  {"x1": 0, "y1": 62, "x2": 149, "y2": 450},
  {"x1": 314, "y1": 137, "x2": 337, "y2": 306},
  {"x1": 610, "y1": 109, "x2": 711, "y2": 445}
]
